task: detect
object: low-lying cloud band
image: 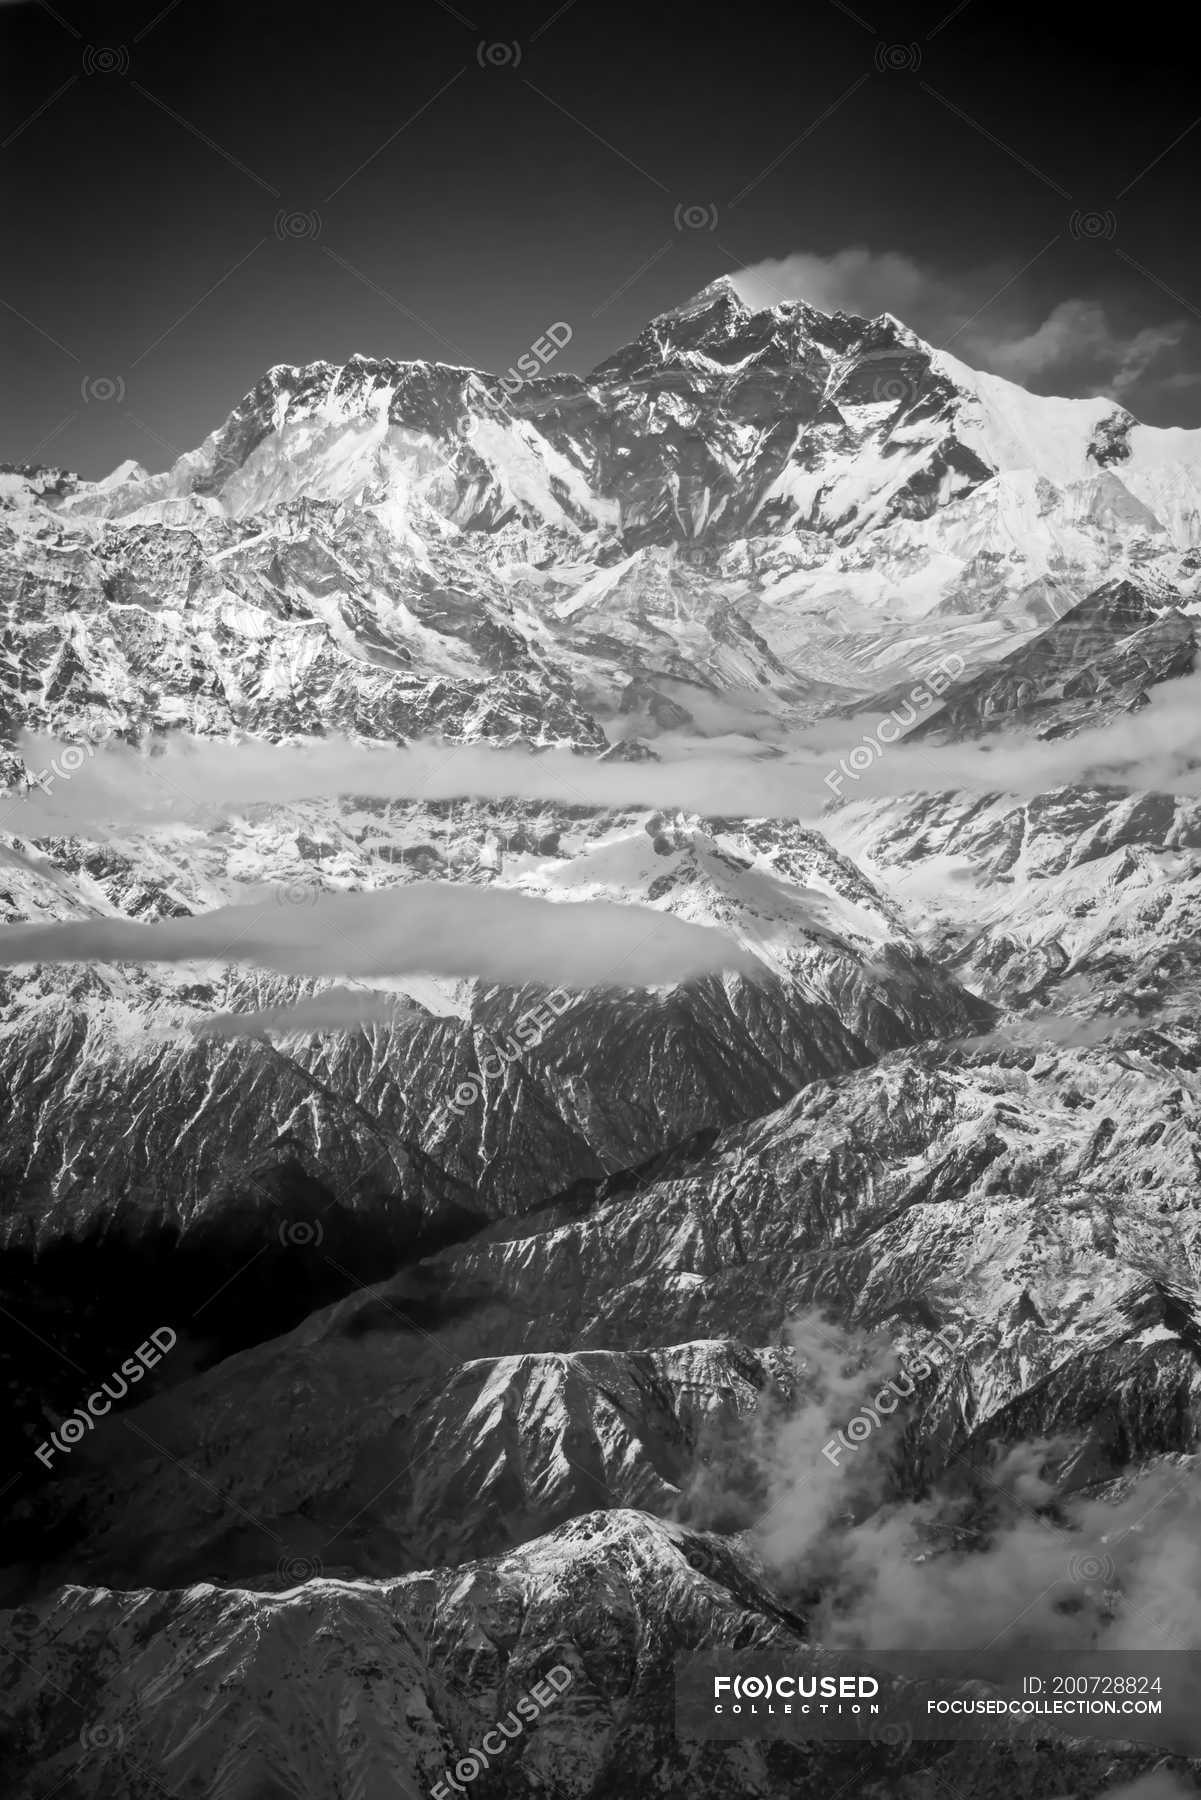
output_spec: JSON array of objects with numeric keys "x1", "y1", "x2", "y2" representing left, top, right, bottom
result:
[
  {"x1": 5, "y1": 665, "x2": 1201, "y2": 846},
  {"x1": 0, "y1": 884, "x2": 756, "y2": 990}
]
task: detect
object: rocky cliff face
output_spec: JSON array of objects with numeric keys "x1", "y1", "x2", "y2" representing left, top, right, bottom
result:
[{"x1": 2, "y1": 290, "x2": 1200, "y2": 1798}]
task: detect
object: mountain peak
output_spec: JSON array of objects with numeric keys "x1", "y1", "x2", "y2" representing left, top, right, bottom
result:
[
  {"x1": 869, "y1": 308, "x2": 925, "y2": 348},
  {"x1": 94, "y1": 457, "x2": 150, "y2": 489},
  {"x1": 651, "y1": 281, "x2": 932, "y2": 363},
  {"x1": 658, "y1": 274, "x2": 750, "y2": 323}
]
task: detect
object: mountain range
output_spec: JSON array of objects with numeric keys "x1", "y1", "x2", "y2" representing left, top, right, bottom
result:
[{"x1": 1, "y1": 280, "x2": 1200, "y2": 1799}]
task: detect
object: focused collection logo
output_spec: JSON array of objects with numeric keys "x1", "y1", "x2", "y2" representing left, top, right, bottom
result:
[{"x1": 713, "y1": 1672, "x2": 881, "y2": 1710}]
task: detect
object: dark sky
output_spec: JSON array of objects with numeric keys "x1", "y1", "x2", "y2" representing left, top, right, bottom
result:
[{"x1": 3, "y1": 0, "x2": 1199, "y2": 476}]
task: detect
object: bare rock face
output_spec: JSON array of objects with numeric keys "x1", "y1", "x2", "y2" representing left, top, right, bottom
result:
[{"x1": 4, "y1": 293, "x2": 1201, "y2": 1798}]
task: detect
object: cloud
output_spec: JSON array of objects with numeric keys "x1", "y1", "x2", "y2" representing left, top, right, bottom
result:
[
  {"x1": 5, "y1": 662, "x2": 1201, "y2": 847},
  {"x1": 1099, "y1": 1776, "x2": 1199, "y2": 1800},
  {"x1": 189, "y1": 986, "x2": 415, "y2": 1039},
  {"x1": 963, "y1": 1008, "x2": 1148, "y2": 1052},
  {"x1": 685, "y1": 1310, "x2": 1201, "y2": 1756},
  {"x1": 738, "y1": 1314, "x2": 1201, "y2": 1687},
  {"x1": 728, "y1": 246, "x2": 1200, "y2": 417},
  {"x1": 0, "y1": 882, "x2": 756, "y2": 990},
  {"x1": 986, "y1": 299, "x2": 1190, "y2": 398}
]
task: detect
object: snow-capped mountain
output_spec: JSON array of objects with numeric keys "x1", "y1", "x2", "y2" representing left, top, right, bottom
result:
[
  {"x1": 7, "y1": 275, "x2": 1198, "y2": 746},
  {"x1": 2, "y1": 286, "x2": 1201, "y2": 1798}
]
